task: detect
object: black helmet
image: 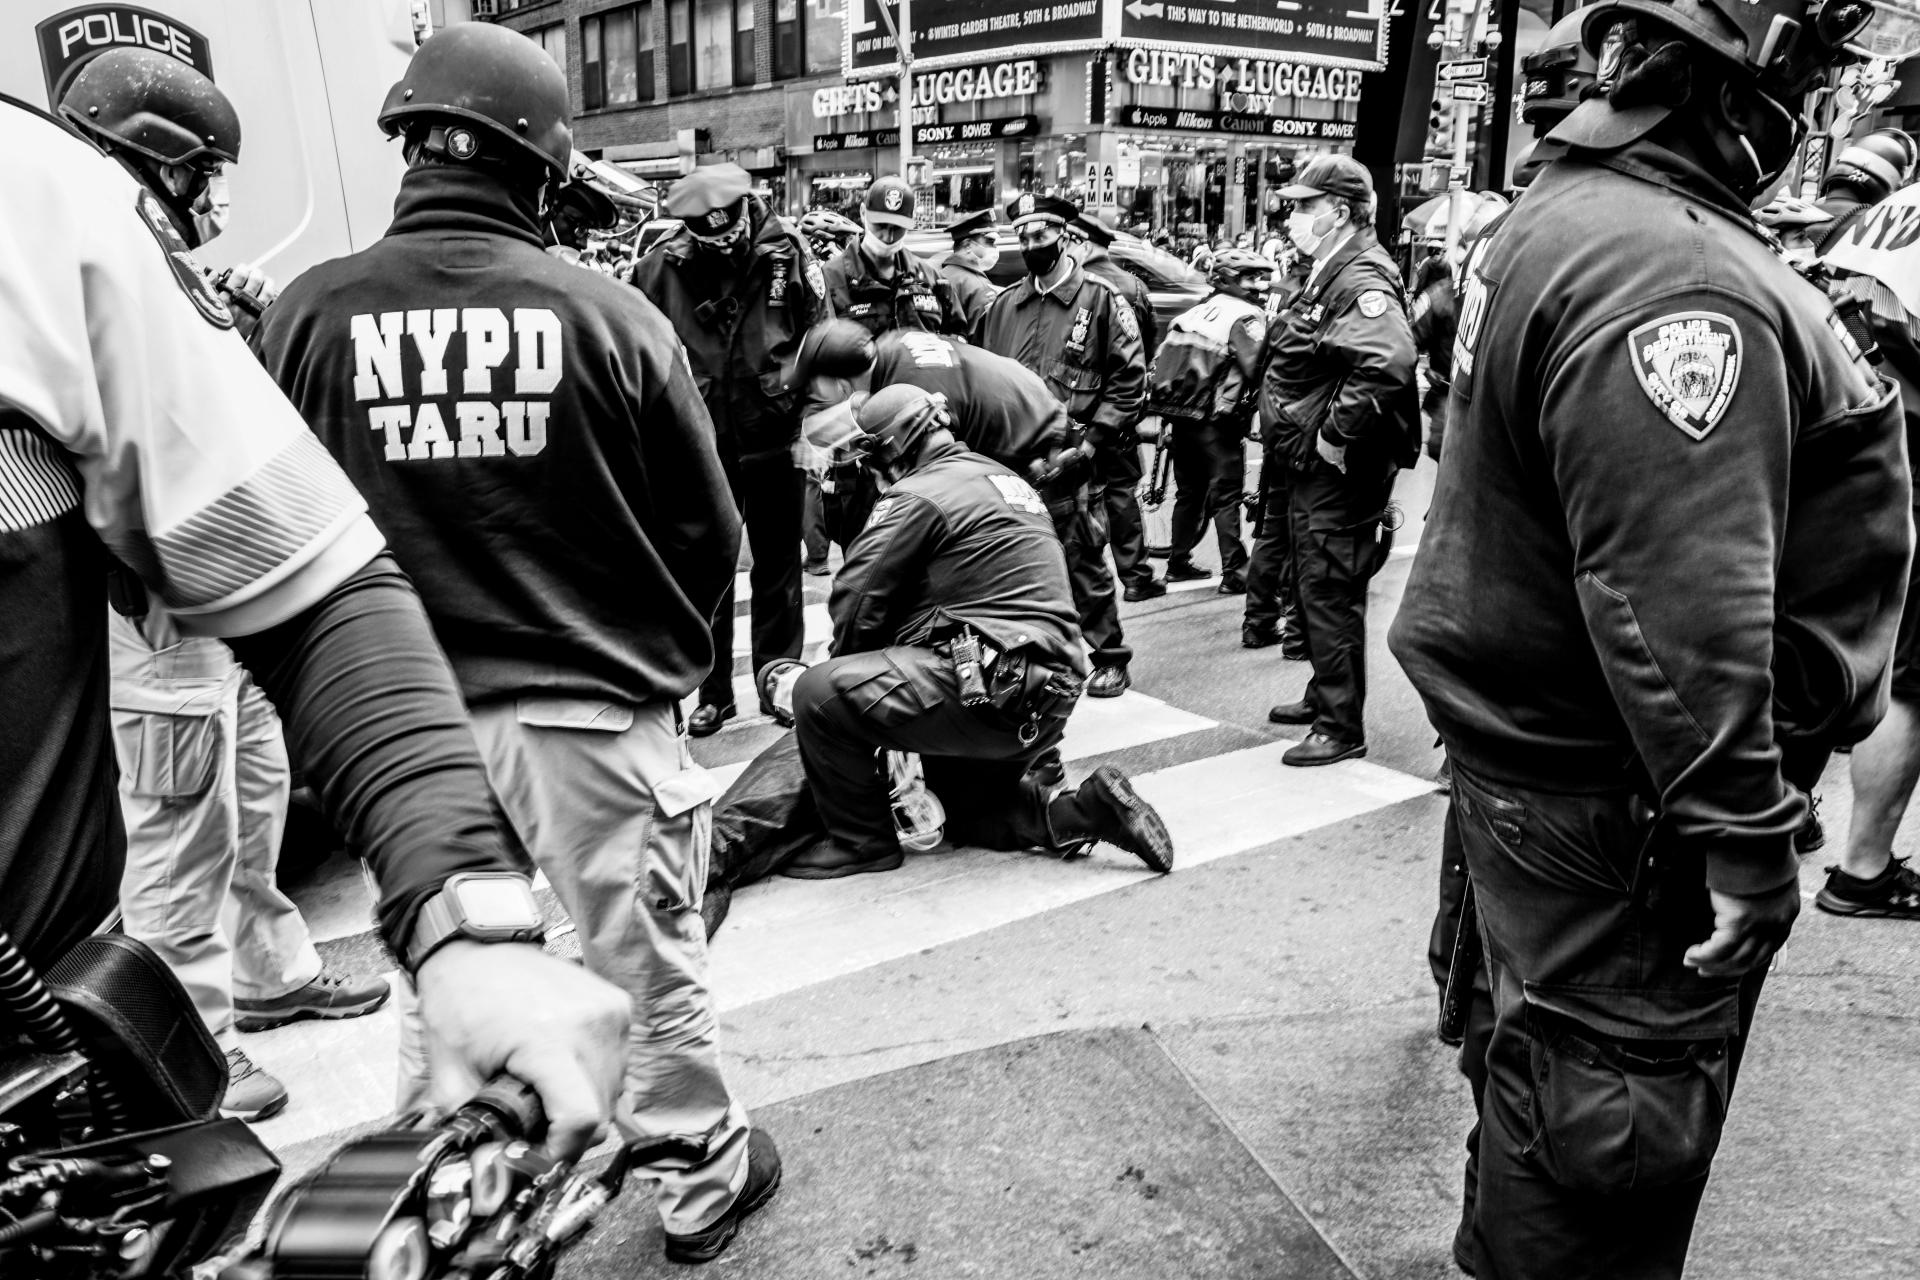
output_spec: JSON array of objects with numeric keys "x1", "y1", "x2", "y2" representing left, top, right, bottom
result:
[
  {"x1": 785, "y1": 318, "x2": 876, "y2": 386},
  {"x1": 59, "y1": 48, "x2": 240, "y2": 167},
  {"x1": 1208, "y1": 247, "x2": 1275, "y2": 286},
  {"x1": 1579, "y1": 0, "x2": 1874, "y2": 97},
  {"x1": 1521, "y1": 11, "x2": 1599, "y2": 130},
  {"x1": 1823, "y1": 127, "x2": 1918, "y2": 201},
  {"x1": 852, "y1": 385, "x2": 951, "y2": 475},
  {"x1": 379, "y1": 24, "x2": 571, "y2": 180}
]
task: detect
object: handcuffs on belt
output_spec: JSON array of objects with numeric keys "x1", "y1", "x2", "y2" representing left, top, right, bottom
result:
[{"x1": 941, "y1": 627, "x2": 1082, "y2": 747}]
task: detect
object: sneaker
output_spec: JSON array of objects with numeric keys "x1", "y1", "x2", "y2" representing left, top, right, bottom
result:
[
  {"x1": 1794, "y1": 796, "x2": 1826, "y2": 856},
  {"x1": 663, "y1": 1128, "x2": 783, "y2": 1264},
  {"x1": 234, "y1": 970, "x2": 391, "y2": 1032},
  {"x1": 1123, "y1": 579, "x2": 1168, "y2": 602},
  {"x1": 1815, "y1": 857, "x2": 1920, "y2": 918},
  {"x1": 1165, "y1": 560, "x2": 1212, "y2": 582},
  {"x1": 221, "y1": 1048, "x2": 289, "y2": 1123},
  {"x1": 1087, "y1": 666, "x2": 1130, "y2": 698},
  {"x1": 1066, "y1": 765, "x2": 1175, "y2": 873}
]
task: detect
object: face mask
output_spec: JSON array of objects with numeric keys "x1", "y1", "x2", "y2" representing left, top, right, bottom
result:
[
  {"x1": 1730, "y1": 84, "x2": 1807, "y2": 203},
  {"x1": 1022, "y1": 239, "x2": 1064, "y2": 278},
  {"x1": 1287, "y1": 207, "x2": 1338, "y2": 257},
  {"x1": 863, "y1": 230, "x2": 902, "y2": 263},
  {"x1": 189, "y1": 173, "x2": 230, "y2": 245},
  {"x1": 967, "y1": 240, "x2": 997, "y2": 271}
]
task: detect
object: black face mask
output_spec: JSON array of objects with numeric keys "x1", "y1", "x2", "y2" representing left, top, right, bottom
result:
[{"x1": 1022, "y1": 240, "x2": 1063, "y2": 278}]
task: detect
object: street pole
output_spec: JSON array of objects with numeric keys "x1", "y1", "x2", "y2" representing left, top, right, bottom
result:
[
  {"x1": 1444, "y1": 0, "x2": 1491, "y2": 263},
  {"x1": 873, "y1": 0, "x2": 914, "y2": 182}
]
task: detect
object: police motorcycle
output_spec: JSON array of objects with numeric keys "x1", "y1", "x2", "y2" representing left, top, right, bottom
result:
[{"x1": 0, "y1": 927, "x2": 660, "y2": 1280}]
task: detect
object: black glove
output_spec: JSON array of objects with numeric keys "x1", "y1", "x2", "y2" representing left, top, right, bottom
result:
[{"x1": 1028, "y1": 441, "x2": 1094, "y2": 490}]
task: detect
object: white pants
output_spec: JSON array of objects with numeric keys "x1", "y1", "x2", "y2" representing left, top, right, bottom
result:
[
  {"x1": 397, "y1": 696, "x2": 749, "y2": 1236},
  {"x1": 108, "y1": 610, "x2": 319, "y2": 1050}
]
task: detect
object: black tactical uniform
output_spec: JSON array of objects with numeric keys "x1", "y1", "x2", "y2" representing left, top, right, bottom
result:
[
  {"x1": 1390, "y1": 49, "x2": 1909, "y2": 1275},
  {"x1": 868, "y1": 330, "x2": 1067, "y2": 470},
  {"x1": 976, "y1": 194, "x2": 1147, "y2": 691},
  {"x1": 822, "y1": 242, "x2": 961, "y2": 338},
  {"x1": 1075, "y1": 215, "x2": 1159, "y2": 596},
  {"x1": 939, "y1": 208, "x2": 999, "y2": 332},
  {"x1": 1262, "y1": 203, "x2": 1416, "y2": 757},
  {"x1": 788, "y1": 440, "x2": 1087, "y2": 874},
  {"x1": 631, "y1": 165, "x2": 830, "y2": 729}
]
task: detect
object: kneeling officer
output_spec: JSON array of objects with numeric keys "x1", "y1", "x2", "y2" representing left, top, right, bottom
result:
[{"x1": 786, "y1": 387, "x2": 1177, "y2": 878}]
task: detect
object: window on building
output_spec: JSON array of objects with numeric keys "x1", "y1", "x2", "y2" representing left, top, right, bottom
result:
[
  {"x1": 804, "y1": 0, "x2": 840, "y2": 74},
  {"x1": 582, "y1": 8, "x2": 644, "y2": 108},
  {"x1": 637, "y1": 1, "x2": 656, "y2": 100},
  {"x1": 529, "y1": 22, "x2": 566, "y2": 75},
  {"x1": 695, "y1": 0, "x2": 732, "y2": 90},
  {"x1": 733, "y1": 0, "x2": 755, "y2": 86},
  {"x1": 668, "y1": 0, "x2": 693, "y2": 94},
  {"x1": 772, "y1": 0, "x2": 801, "y2": 80}
]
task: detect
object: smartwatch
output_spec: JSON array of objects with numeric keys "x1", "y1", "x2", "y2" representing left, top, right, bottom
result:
[{"x1": 404, "y1": 873, "x2": 546, "y2": 973}]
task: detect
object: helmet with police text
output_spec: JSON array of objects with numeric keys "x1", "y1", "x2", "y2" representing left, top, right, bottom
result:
[
  {"x1": 1520, "y1": 11, "x2": 1599, "y2": 130},
  {"x1": 851, "y1": 385, "x2": 952, "y2": 475},
  {"x1": 60, "y1": 48, "x2": 240, "y2": 168},
  {"x1": 1823, "y1": 127, "x2": 1918, "y2": 201},
  {"x1": 1577, "y1": 0, "x2": 1875, "y2": 98},
  {"x1": 378, "y1": 23, "x2": 571, "y2": 180},
  {"x1": 786, "y1": 318, "x2": 877, "y2": 387},
  {"x1": 1209, "y1": 247, "x2": 1276, "y2": 287}
]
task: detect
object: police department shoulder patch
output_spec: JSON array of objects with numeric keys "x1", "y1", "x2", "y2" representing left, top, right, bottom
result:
[
  {"x1": 1112, "y1": 297, "x2": 1140, "y2": 343},
  {"x1": 867, "y1": 497, "x2": 899, "y2": 527},
  {"x1": 1357, "y1": 289, "x2": 1390, "y2": 319},
  {"x1": 806, "y1": 259, "x2": 827, "y2": 300},
  {"x1": 134, "y1": 192, "x2": 232, "y2": 330},
  {"x1": 1626, "y1": 310, "x2": 1740, "y2": 440}
]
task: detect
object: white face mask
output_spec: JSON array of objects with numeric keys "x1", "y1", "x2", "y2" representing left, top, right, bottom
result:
[{"x1": 1287, "y1": 206, "x2": 1338, "y2": 258}]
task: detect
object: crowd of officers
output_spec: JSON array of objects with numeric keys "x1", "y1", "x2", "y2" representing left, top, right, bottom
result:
[{"x1": 17, "y1": 0, "x2": 1920, "y2": 1273}]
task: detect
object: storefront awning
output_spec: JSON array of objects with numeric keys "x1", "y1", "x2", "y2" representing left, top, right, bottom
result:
[{"x1": 618, "y1": 157, "x2": 689, "y2": 179}]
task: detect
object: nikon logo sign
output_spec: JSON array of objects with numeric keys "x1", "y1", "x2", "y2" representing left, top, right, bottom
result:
[
  {"x1": 1123, "y1": 48, "x2": 1363, "y2": 103},
  {"x1": 813, "y1": 59, "x2": 1042, "y2": 119}
]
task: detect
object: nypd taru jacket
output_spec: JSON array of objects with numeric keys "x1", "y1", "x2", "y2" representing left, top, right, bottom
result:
[
  {"x1": 822, "y1": 240, "x2": 960, "y2": 338},
  {"x1": 1388, "y1": 140, "x2": 1913, "y2": 899},
  {"x1": 973, "y1": 258, "x2": 1147, "y2": 451},
  {"x1": 1259, "y1": 227, "x2": 1418, "y2": 472},
  {"x1": 253, "y1": 165, "x2": 742, "y2": 711},
  {"x1": 868, "y1": 330, "x2": 1067, "y2": 472},
  {"x1": 829, "y1": 440, "x2": 1085, "y2": 676},
  {"x1": 939, "y1": 251, "x2": 997, "y2": 331},
  {"x1": 630, "y1": 197, "x2": 830, "y2": 460}
]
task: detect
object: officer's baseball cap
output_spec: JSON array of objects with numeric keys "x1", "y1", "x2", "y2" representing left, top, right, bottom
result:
[
  {"x1": 947, "y1": 208, "x2": 996, "y2": 245},
  {"x1": 865, "y1": 176, "x2": 917, "y2": 229},
  {"x1": 1278, "y1": 155, "x2": 1373, "y2": 202},
  {"x1": 666, "y1": 163, "x2": 752, "y2": 237},
  {"x1": 1005, "y1": 192, "x2": 1078, "y2": 229}
]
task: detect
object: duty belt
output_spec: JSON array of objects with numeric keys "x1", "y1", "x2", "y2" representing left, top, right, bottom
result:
[{"x1": 936, "y1": 630, "x2": 1082, "y2": 747}]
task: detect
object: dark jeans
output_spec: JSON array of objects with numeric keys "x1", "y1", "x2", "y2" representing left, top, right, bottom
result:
[
  {"x1": 1097, "y1": 442, "x2": 1154, "y2": 591},
  {"x1": 802, "y1": 475, "x2": 830, "y2": 568},
  {"x1": 1168, "y1": 417, "x2": 1249, "y2": 579},
  {"x1": 1450, "y1": 761, "x2": 1769, "y2": 1280},
  {"x1": 1287, "y1": 460, "x2": 1393, "y2": 743},
  {"x1": 703, "y1": 449, "x2": 806, "y2": 709},
  {"x1": 1243, "y1": 449, "x2": 1297, "y2": 631},
  {"x1": 791, "y1": 646, "x2": 1068, "y2": 857},
  {"x1": 1047, "y1": 484, "x2": 1129, "y2": 670}
]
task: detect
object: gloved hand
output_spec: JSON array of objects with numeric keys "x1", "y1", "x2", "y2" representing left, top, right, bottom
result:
[
  {"x1": 1316, "y1": 430, "x2": 1348, "y2": 473},
  {"x1": 1029, "y1": 441, "x2": 1095, "y2": 490},
  {"x1": 213, "y1": 261, "x2": 278, "y2": 314},
  {"x1": 1684, "y1": 881, "x2": 1799, "y2": 979},
  {"x1": 415, "y1": 940, "x2": 632, "y2": 1163}
]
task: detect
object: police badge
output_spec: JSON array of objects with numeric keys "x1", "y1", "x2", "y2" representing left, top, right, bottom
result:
[
  {"x1": 1068, "y1": 307, "x2": 1091, "y2": 349},
  {"x1": 1626, "y1": 311, "x2": 1741, "y2": 440}
]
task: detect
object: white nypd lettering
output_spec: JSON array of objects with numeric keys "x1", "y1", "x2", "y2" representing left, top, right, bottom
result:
[{"x1": 351, "y1": 306, "x2": 562, "y2": 460}]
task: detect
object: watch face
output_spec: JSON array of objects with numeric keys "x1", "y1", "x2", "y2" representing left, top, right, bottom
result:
[{"x1": 454, "y1": 877, "x2": 541, "y2": 928}]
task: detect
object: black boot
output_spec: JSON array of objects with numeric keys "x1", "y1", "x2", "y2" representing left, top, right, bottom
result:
[{"x1": 1045, "y1": 765, "x2": 1175, "y2": 873}]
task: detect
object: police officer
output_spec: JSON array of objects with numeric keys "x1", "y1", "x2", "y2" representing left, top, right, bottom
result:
[
  {"x1": 1388, "y1": 0, "x2": 1908, "y2": 1273},
  {"x1": 3, "y1": 65, "x2": 628, "y2": 1167},
  {"x1": 632, "y1": 163, "x2": 829, "y2": 737},
  {"x1": 1812, "y1": 127, "x2": 1918, "y2": 251},
  {"x1": 940, "y1": 208, "x2": 1000, "y2": 330},
  {"x1": 1263, "y1": 155, "x2": 1417, "y2": 766},
  {"x1": 785, "y1": 385, "x2": 1175, "y2": 878},
  {"x1": 976, "y1": 193, "x2": 1147, "y2": 698},
  {"x1": 822, "y1": 175, "x2": 961, "y2": 337},
  {"x1": 1071, "y1": 207, "x2": 1162, "y2": 602},
  {"x1": 58, "y1": 47, "x2": 388, "y2": 1124},
  {"x1": 1152, "y1": 249, "x2": 1268, "y2": 599},
  {"x1": 252, "y1": 26, "x2": 778, "y2": 1263},
  {"x1": 1514, "y1": 10, "x2": 1601, "y2": 185}
]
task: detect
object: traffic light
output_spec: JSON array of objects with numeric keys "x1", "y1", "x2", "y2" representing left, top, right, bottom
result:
[{"x1": 1425, "y1": 95, "x2": 1456, "y2": 159}]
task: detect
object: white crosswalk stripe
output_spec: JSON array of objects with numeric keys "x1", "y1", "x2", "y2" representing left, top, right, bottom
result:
[{"x1": 246, "y1": 575, "x2": 1434, "y2": 1150}]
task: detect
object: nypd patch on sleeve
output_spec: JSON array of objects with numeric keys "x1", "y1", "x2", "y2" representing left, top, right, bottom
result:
[
  {"x1": 1357, "y1": 289, "x2": 1391, "y2": 319},
  {"x1": 1626, "y1": 310, "x2": 1740, "y2": 440},
  {"x1": 135, "y1": 191, "x2": 233, "y2": 330}
]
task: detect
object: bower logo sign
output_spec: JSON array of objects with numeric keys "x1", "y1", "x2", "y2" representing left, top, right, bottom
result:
[{"x1": 36, "y1": 4, "x2": 215, "y2": 106}]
